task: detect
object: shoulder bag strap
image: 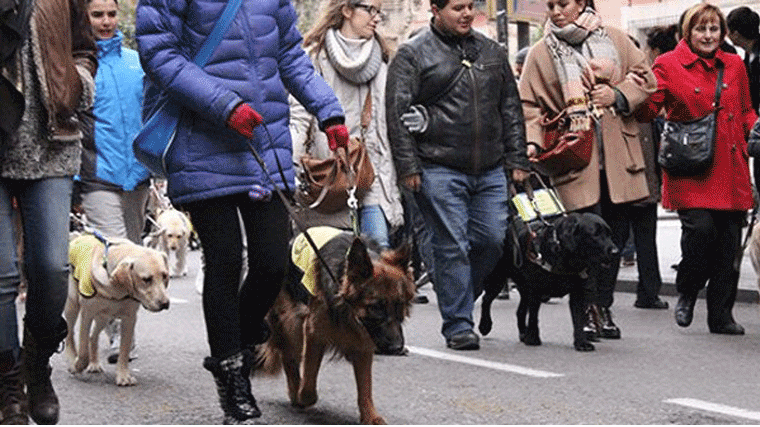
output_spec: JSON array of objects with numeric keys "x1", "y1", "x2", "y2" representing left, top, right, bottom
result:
[
  {"x1": 713, "y1": 62, "x2": 724, "y2": 110},
  {"x1": 360, "y1": 86, "x2": 372, "y2": 137},
  {"x1": 193, "y1": 0, "x2": 243, "y2": 67}
]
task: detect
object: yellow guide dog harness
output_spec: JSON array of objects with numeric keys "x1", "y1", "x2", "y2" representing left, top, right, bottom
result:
[{"x1": 291, "y1": 226, "x2": 344, "y2": 295}]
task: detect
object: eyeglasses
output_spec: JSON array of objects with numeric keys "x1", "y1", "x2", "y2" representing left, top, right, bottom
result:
[{"x1": 354, "y1": 3, "x2": 386, "y2": 20}]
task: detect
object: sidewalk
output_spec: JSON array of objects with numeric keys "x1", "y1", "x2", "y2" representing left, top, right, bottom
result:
[{"x1": 616, "y1": 206, "x2": 760, "y2": 304}]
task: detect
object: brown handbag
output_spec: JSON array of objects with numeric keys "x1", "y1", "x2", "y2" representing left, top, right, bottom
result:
[
  {"x1": 295, "y1": 89, "x2": 375, "y2": 214},
  {"x1": 532, "y1": 108, "x2": 594, "y2": 177}
]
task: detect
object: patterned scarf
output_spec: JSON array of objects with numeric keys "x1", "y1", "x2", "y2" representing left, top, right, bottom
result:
[{"x1": 544, "y1": 7, "x2": 621, "y2": 131}]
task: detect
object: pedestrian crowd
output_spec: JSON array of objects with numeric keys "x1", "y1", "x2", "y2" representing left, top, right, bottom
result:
[{"x1": 0, "y1": 0, "x2": 759, "y2": 424}]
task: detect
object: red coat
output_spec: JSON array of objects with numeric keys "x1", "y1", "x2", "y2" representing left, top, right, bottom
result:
[{"x1": 639, "y1": 40, "x2": 757, "y2": 211}]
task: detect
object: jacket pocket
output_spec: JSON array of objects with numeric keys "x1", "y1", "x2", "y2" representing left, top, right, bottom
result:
[{"x1": 621, "y1": 125, "x2": 645, "y2": 173}]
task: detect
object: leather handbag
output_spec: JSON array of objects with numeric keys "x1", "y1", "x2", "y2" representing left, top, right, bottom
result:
[
  {"x1": 132, "y1": 0, "x2": 242, "y2": 178},
  {"x1": 295, "y1": 89, "x2": 375, "y2": 214},
  {"x1": 657, "y1": 64, "x2": 723, "y2": 177},
  {"x1": 532, "y1": 108, "x2": 594, "y2": 177}
]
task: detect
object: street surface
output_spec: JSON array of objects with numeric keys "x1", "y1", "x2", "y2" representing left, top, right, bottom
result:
[{"x1": 21, "y1": 215, "x2": 760, "y2": 424}]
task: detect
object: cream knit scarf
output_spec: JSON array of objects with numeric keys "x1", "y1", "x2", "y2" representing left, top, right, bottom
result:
[
  {"x1": 324, "y1": 28, "x2": 382, "y2": 84},
  {"x1": 545, "y1": 7, "x2": 620, "y2": 131}
]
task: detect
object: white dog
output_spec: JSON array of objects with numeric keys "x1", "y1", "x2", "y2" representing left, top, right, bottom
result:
[
  {"x1": 148, "y1": 208, "x2": 192, "y2": 277},
  {"x1": 748, "y1": 221, "x2": 760, "y2": 291},
  {"x1": 64, "y1": 234, "x2": 170, "y2": 386}
]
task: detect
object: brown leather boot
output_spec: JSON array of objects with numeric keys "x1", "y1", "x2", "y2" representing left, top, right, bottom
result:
[
  {"x1": 583, "y1": 304, "x2": 601, "y2": 342},
  {"x1": 0, "y1": 349, "x2": 28, "y2": 424},
  {"x1": 22, "y1": 319, "x2": 67, "y2": 425}
]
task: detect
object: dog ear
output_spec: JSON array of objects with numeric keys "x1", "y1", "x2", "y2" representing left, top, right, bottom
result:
[
  {"x1": 383, "y1": 239, "x2": 413, "y2": 271},
  {"x1": 346, "y1": 237, "x2": 373, "y2": 283},
  {"x1": 110, "y1": 258, "x2": 136, "y2": 293}
]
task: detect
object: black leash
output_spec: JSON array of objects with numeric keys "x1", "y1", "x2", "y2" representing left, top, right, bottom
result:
[{"x1": 245, "y1": 125, "x2": 343, "y2": 316}]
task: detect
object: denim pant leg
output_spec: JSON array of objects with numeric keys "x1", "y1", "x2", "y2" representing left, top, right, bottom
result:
[
  {"x1": 415, "y1": 165, "x2": 507, "y2": 338},
  {"x1": 360, "y1": 204, "x2": 390, "y2": 249},
  {"x1": 0, "y1": 182, "x2": 21, "y2": 353},
  {"x1": 467, "y1": 168, "x2": 508, "y2": 300},
  {"x1": 16, "y1": 178, "x2": 72, "y2": 335}
]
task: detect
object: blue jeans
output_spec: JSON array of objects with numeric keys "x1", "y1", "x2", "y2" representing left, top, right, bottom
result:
[
  {"x1": 360, "y1": 204, "x2": 390, "y2": 249},
  {"x1": 414, "y1": 164, "x2": 508, "y2": 338},
  {"x1": 0, "y1": 178, "x2": 72, "y2": 353}
]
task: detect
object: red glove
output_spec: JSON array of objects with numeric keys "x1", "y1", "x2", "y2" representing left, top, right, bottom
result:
[
  {"x1": 325, "y1": 124, "x2": 349, "y2": 151},
  {"x1": 227, "y1": 103, "x2": 263, "y2": 138}
]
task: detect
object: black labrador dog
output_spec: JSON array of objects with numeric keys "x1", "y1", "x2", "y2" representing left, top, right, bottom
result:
[{"x1": 478, "y1": 212, "x2": 618, "y2": 351}]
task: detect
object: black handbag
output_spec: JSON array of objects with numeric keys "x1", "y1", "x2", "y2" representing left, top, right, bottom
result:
[{"x1": 657, "y1": 64, "x2": 723, "y2": 177}]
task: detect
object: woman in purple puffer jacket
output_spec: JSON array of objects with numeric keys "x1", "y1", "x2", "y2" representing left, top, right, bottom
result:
[{"x1": 135, "y1": 0, "x2": 349, "y2": 423}]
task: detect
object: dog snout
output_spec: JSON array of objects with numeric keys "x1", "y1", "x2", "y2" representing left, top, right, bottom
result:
[{"x1": 159, "y1": 299, "x2": 170, "y2": 311}]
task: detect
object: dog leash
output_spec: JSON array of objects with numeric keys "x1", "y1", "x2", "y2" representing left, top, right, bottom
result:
[{"x1": 245, "y1": 125, "x2": 344, "y2": 319}]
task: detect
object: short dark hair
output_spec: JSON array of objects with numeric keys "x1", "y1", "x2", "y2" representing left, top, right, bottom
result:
[
  {"x1": 430, "y1": 0, "x2": 449, "y2": 8},
  {"x1": 726, "y1": 6, "x2": 760, "y2": 40},
  {"x1": 646, "y1": 25, "x2": 678, "y2": 54}
]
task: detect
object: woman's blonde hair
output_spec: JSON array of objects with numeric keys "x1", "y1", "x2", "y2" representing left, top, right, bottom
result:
[
  {"x1": 302, "y1": 0, "x2": 391, "y2": 62},
  {"x1": 681, "y1": 3, "x2": 727, "y2": 48}
]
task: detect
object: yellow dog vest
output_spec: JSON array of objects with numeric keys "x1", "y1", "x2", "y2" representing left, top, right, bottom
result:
[
  {"x1": 69, "y1": 234, "x2": 104, "y2": 297},
  {"x1": 291, "y1": 226, "x2": 344, "y2": 295}
]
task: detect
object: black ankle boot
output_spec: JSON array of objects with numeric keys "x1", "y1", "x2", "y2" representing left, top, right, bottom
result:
[
  {"x1": 598, "y1": 306, "x2": 621, "y2": 339},
  {"x1": 0, "y1": 350, "x2": 28, "y2": 424},
  {"x1": 583, "y1": 304, "x2": 601, "y2": 342},
  {"x1": 22, "y1": 319, "x2": 67, "y2": 425},
  {"x1": 203, "y1": 350, "x2": 261, "y2": 424}
]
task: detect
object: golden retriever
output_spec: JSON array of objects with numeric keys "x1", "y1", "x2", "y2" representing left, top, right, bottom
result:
[
  {"x1": 64, "y1": 234, "x2": 170, "y2": 386},
  {"x1": 147, "y1": 208, "x2": 192, "y2": 277}
]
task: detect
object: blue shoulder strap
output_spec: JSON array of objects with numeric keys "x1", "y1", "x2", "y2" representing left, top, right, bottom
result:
[{"x1": 193, "y1": 0, "x2": 243, "y2": 67}]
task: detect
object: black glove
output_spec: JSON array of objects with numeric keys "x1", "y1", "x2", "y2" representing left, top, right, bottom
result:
[{"x1": 749, "y1": 117, "x2": 760, "y2": 158}]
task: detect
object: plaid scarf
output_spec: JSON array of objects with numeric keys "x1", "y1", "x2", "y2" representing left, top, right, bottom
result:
[{"x1": 544, "y1": 7, "x2": 620, "y2": 131}]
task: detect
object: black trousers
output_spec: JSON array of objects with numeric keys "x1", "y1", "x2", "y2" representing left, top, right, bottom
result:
[
  {"x1": 182, "y1": 194, "x2": 290, "y2": 359},
  {"x1": 676, "y1": 209, "x2": 744, "y2": 328},
  {"x1": 629, "y1": 203, "x2": 664, "y2": 304}
]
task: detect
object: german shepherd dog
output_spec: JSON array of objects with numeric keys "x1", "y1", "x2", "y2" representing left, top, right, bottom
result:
[
  {"x1": 255, "y1": 230, "x2": 415, "y2": 424},
  {"x1": 478, "y1": 212, "x2": 618, "y2": 352}
]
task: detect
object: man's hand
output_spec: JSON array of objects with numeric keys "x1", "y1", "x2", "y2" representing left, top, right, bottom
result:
[
  {"x1": 400, "y1": 105, "x2": 429, "y2": 133},
  {"x1": 227, "y1": 103, "x2": 263, "y2": 138},
  {"x1": 402, "y1": 174, "x2": 421, "y2": 192},
  {"x1": 511, "y1": 169, "x2": 530, "y2": 184},
  {"x1": 325, "y1": 124, "x2": 349, "y2": 150}
]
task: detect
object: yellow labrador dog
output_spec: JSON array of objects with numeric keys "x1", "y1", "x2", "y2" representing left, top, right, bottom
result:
[
  {"x1": 64, "y1": 234, "x2": 170, "y2": 386},
  {"x1": 148, "y1": 208, "x2": 192, "y2": 277}
]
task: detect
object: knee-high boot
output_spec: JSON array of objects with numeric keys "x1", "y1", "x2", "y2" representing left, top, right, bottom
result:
[
  {"x1": 22, "y1": 318, "x2": 67, "y2": 425},
  {"x1": 203, "y1": 349, "x2": 261, "y2": 424},
  {"x1": 0, "y1": 349, "x2": 27, "y2": 424}
]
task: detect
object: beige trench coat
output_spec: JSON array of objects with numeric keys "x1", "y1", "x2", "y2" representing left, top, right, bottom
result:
[{"x1": 519, "y1": 26, "x2": 656, "y2": 211}]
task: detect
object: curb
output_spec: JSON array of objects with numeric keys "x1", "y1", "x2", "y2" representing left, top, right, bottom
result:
[{"x1": 616, "y1": 279, "x2": 760, "y2": 304}]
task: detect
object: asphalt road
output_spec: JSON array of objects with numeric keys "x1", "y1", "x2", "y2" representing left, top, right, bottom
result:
[{"x1": 28, "y1": 245, "x2": 760, "y2": 425}]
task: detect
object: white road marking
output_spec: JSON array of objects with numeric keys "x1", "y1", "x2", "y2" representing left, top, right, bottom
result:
[
  {"x1": 665, "y1": 398, "x2": 760, "y2": 421},
  {"x1": 169, "y1": 297, "x2": 188, "y2": 304},
  {"x1": 406, "y1": 346, "x2": 564, "y2": 378}
]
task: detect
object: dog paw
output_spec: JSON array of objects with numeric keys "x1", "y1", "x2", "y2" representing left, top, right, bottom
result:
[
  {"x1": 72, "y1": 357, "x2": 89, "y2": 373},
  {"x1": 574, "y1": 341, "x2": 595, "y2": 352},
  {"x1": 522, "y1": 333, "x2": 541, "y2": 346},
  {"x1": 116, "y1": 372, "x2": 137, "y2": 386},
  {"x1": 296, "y1": 389, "x2": 318, "y2": 408},
  {"x1": 85, "y1": 363, "x2": 103, "y2": 373},
  {"x1": 361, "y1": 414, "x2": 386, "y2": 425},
  {"x1": 478, "y1": 319, "x2": 492, "y2": 336}
]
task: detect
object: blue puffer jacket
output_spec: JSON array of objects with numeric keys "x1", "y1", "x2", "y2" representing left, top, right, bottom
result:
[
  {"x1": 135, "y1": 0, "x2": 344, "y2": 204},
  {"x1": 79, "y1": 31, "x2": 149, "y2": 192}
]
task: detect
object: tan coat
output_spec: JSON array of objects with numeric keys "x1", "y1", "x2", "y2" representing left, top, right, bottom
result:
[{"x1": 519, "y1": 26, "x2": 656, "y2": 211}]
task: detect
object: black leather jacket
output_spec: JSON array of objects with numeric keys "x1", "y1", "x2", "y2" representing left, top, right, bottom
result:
[{"x1": 386, "y1": 24, "x2": 530, "y2": 178}]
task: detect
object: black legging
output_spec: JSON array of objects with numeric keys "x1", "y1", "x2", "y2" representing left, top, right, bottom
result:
[{"x1": 182, "y1": 193, "x2": 290, "y2": 359}]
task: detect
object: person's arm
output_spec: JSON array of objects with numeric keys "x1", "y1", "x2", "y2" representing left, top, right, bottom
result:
[
  {"x1": 135, "y1": 0, "x2": 243, "y2": 126},
  {"x1": 386, "y1": 44, "x2": 422, "y2": 183},
  {"x1": 500, "y1": 53, "x2": 531, "y2": 177}
]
